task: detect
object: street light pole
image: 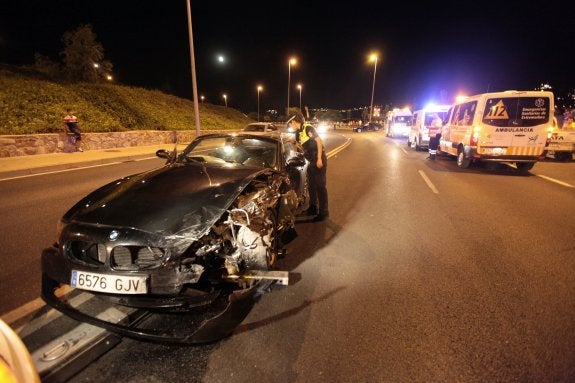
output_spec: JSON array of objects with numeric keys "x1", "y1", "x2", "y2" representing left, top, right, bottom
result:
[
  {"x1": 287, "y1": 58, "x2": 296, "y2": 117},
  {"x1": 369, "y1": 53, "x2": 378, "y2": 123},
  {"x1": 223, "y1": 94, "x2": 227, "y2": 108},
  {"x1": 297, "y1": 84, "x2": 302, "y2": 111},
  {"x1": 185, "y1": 0, "x2": 201, "y2": 136},
  {"x1": 257, "y1": 85, "x2": 263, "y2": 122}
]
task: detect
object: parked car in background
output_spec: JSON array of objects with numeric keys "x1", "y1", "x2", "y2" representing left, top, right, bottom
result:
[
  {"x1": 42, "y1": 132, "x2": 309, "y2": 344},
  {"x1": 353, "y1": 122, "x2": 382, "y2": 133},
  {"x1": 243, "y1": 122, "x2": 278, "y2": 132}
]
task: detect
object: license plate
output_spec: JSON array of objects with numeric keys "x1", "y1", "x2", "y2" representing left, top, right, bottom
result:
[{"x1": 71, "y1": 270, "x2": 148, "y2": 294}]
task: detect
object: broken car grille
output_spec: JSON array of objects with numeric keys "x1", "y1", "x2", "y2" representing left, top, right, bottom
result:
[{"x1": 65, "y1": 241, "x2": 165, "y2": 270}]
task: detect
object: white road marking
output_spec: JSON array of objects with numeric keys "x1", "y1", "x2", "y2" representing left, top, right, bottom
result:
[
  {"x1": 418, "y1": 170, "x2": 439, "y2": 194},
  {"x1": 2, "y1": 286, "x2": 73, "y2": 326},
  {"x1": 536, "y1": 174, "x2": 574, "y2": 188},
  {"x1": 0, "y1": 156, "x2": 157, "y2": 182}
]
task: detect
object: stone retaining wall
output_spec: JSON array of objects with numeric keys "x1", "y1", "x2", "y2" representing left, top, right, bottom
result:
[{"x1": 0, "y1": 130, "x2": 209, "y2": 157}]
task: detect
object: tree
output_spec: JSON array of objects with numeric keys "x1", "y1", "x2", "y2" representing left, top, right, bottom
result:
[{"x1": 61, "y1": 24, "x2": 113, "y2": 82}]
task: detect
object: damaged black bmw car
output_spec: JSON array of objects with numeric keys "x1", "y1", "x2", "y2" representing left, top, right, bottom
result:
[{"x1": 41, "y1": 132, "x2": 309, "y2": 343}]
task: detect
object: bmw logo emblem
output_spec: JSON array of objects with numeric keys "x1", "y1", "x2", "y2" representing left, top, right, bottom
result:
[{"x1": 109, "y1": 230, "x2": 120, "y2": 241}]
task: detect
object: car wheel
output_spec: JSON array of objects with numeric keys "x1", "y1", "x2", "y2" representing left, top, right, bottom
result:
[
  {"x1": 357, "y1": 128, "x2": 362, "y2": 133},
  {"x1": 516, "y1": 162, "x2": 535, "y2": 173},
  {"x1": 555, "y1": 152, "x2": 571, "y2": 162},
  {"x1": 457, "y1": 147, "x2": 471, "y2": 169}
]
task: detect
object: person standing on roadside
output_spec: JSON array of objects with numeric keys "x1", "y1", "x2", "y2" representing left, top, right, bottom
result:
[
  {"x1": 64, "y1": 108, "x2": 83, "y2": 152},
  {"x1": 289, "y1": 112, "x2": 329, "y2": 222},
  {"x1": 427, "y1": 113, "x2": 443, "y2": 159}
]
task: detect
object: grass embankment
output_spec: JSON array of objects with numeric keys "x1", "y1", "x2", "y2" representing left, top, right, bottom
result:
[{"x1": 0, "y1": 66, "x2": 252, "y2": 135}]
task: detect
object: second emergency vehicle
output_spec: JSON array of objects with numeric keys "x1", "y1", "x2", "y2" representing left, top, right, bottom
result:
[
  {"x1": 408, "y1": 104, "x2": 451, "y2": 151},
  {"x1": 438, "y1": 90, "x2": 554, "y2": 172},
  {"x1": 385, "y1": 108, "x2": 412, "y2": 138}
]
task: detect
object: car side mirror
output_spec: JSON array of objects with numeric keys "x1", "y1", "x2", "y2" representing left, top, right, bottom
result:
[
  {"x1": 156, "y1": 149, "x2": 170, "y2": 159},
  {"x1": 286, "y1": 152, "x2": 306, "y2": 167}
]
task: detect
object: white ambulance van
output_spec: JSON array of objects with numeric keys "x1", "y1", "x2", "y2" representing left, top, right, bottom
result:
[
  {"x1": 408, "y1": 104, "x2": 451, "y2": 151},
  {"x1": 385, "y1": 108, "x2": 412, "y2": 138},
  {"x1": 439, "y1": 90, "x2": 553, "y2": 172}
]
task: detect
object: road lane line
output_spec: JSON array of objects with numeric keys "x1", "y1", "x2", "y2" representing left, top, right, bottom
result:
[
  {"x1": 536, "y1": 174, "x2": 574, "y2": 188},
  {"x1": 2, "y1": 286, "x2": 73, "y2": 326},
  {"x1": 326, "y1": 137, "x2": 351, "y2": 158},
  {"x1": 0, "y1": 156, "x2": 157, "y2": 182},
  {"x1": 418, "y1": 170, "x2": 439, "y2": 194},
  {"x1": 400, "y1": 147, "x2": 408, "y2": 155}
]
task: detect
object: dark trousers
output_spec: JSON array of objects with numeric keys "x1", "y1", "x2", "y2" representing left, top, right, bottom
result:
[
  {"x1": 429, "y1": 134, "x2": 440, "y2": 154},
  {"x1": 308, "y1": 163, "x2": 328, "y2": 216}
]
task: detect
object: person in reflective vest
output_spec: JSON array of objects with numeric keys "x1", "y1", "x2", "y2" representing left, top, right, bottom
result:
[
  {"x1": 288, "y1": 112, "x2": 329, "y2": 222},
  {"x1": 427, "y1": 113, "x2": 443, "y2": 159}
]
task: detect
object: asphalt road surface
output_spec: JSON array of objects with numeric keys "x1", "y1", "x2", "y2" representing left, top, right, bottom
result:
[{"x1": 2, "y1": 131, "x2": 575, "y2": 382}]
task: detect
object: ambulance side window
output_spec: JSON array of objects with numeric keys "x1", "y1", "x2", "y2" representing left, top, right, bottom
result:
[
  {"x1": 450, "y1": 105, "x2": 461, "y2": 125},
  {"x1": 457, "y1": 101, "x2": 477, "y2": 126}
]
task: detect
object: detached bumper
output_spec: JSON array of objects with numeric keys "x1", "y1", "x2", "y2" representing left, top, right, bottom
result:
[{"x1": 41, "y1": 273, "x2": 259, "y2": 344}]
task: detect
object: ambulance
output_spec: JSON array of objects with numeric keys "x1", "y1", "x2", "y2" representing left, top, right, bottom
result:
[
  {"x1": 385, "y1": 108, "x2": 412, "y2": 138},
  {"x1": 438, "y1": 90, "x2": 554, "y2": 172},
  {"x1": 408, "y1": 104, "x2": 451, "y2": 151}
]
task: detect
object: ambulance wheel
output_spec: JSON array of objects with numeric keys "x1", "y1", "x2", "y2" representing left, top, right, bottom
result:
[
  {"x1": 516, "y1": 162, "x2": 535, "y2": 173},
  {"x1": 457, "y1": 147, "x2": 471, "y2": 169}
]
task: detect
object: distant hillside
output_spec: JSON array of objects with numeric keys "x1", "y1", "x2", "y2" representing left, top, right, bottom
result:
[{"x1": 0, "y1": 65, "x2": 252, "y2": 135}]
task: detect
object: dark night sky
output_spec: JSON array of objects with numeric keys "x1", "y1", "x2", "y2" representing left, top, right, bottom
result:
[{"x1": 1, "y1": 0, "x2": 573, "y2": 114}]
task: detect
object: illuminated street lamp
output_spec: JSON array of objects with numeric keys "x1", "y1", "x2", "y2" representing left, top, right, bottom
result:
[
  {"x1": 223, "y1": 93, "x2": 227, "y2": 107},
  {"x1": 297, "y1": 84, "x2": 302, "y2": 111},
  {"x1": 369, "y1": 53, "x2": 378, "y2": 122},
  {"x1": 200, "y1": 95, "x2": 205, "y2": 103},
  {"x1": 257, "y1": 85, "x2": 263, "y2": 121},
  {"x1": 287, "y1": 57, "x2": 297, "y2": 116},
  {"x1": 106, "y1": 75, "x2": 113, "y2": 81}
]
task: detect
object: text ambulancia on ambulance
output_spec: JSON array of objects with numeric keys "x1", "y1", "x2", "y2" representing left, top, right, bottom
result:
[{"x1": 439, "y1": 90, "x2": 554, "y2": 172}]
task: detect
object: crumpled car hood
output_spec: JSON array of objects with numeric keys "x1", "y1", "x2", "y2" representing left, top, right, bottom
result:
[{"x1": 64, "y1": 163, "x2": 267, "y2": 238}]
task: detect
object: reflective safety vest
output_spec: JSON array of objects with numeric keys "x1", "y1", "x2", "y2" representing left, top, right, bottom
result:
[{"x1": 298, "y1": 124, "x2": 314, "y2": 145}]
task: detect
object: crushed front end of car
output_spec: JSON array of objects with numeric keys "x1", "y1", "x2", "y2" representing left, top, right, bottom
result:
[{"x1": 42, "y1": 163, "x2": 295, "y2": 344}]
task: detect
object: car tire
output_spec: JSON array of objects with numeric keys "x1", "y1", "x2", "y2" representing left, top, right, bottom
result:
[
  {"x1": 516, "y1": 162, "x2": 535, "y2": 173},
  {"x1": 457, "y1": 147, "x2": 471, "y2": 169},
  {"x1": 357, "y1": 128, "x2": 362, "y2": 133},
  {"x1": 555, "y1": 152, "x2": 571, "y2": 162}
]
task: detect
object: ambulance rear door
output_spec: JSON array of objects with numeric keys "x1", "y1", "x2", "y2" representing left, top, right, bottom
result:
[{"x1": 481, "y1": 95, "x2": 551, "y2": 157}]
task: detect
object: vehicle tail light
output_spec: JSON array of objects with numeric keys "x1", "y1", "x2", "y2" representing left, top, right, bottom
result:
[{"x1": 470, "y1": 126, "x2": 480, "y2": 146}]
